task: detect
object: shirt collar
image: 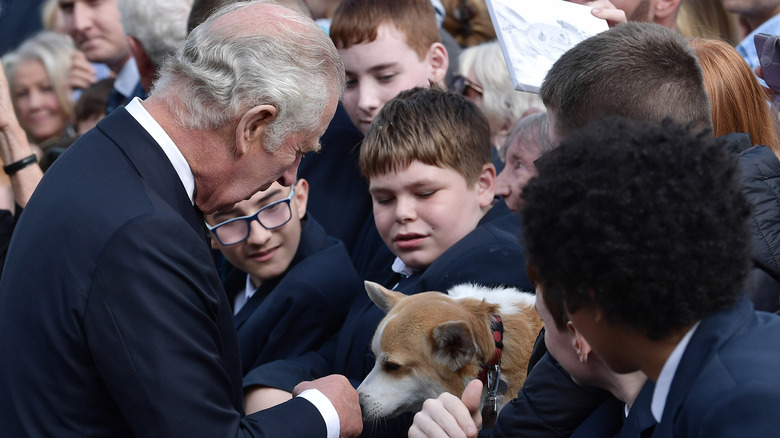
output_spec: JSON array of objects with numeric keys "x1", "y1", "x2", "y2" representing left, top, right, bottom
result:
[
  {"x1": 391, "y1": 257, "x2": 416, "y2": 278},
  {"x1": 650, "y1": 320, "x2": 702, "y2": 422},
  {"x1": 124, "y1": 97, "x2": 196, "y2": 204},
  {"x1": 114, "y1": 57, "x2": 141, "y2": 98}
]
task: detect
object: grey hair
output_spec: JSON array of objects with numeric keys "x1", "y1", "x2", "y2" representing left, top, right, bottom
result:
[
  {"x1": 469, "y1": 41, "x2": 543, "y2": 135},
  {"x1": 501, "y1": 112, "x2": 551, "y2": 161},
  {"x1": 2, "y1": 31, "x2": 77, "y2": 121},
  {"x1": 153, "y1": 0, "x2": 345, "y2": 151},
  {"x1": 119, "y1": 0, "x2": 193, "y2": 68}
]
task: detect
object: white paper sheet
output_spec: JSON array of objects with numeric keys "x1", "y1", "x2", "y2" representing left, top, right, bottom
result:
[{"x1": 486, "y1": 0, "x2": 609, "y2": 93}]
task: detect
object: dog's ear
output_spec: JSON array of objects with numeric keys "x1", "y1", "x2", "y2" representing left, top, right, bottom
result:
[
  {"x1": 365, "y1": 281, "x2": 405, "y2": 313},
  {"x1": 432, "y1": 321, "x2": 477, "y2": 371}
]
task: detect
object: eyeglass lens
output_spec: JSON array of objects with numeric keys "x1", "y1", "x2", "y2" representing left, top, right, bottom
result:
[{"x1": 215, "y1": 200, "x2": 292, "y2": 245}]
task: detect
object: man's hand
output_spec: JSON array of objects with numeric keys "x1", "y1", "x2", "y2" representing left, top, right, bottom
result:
[
  {"x1": 294, "y1": 375, "x2": 363, "y2": 438},
  {"x1": 408, "y1": 379, "x2": 483, "y2": 438},
  {"x1": 68, "y1": 51, "x2": 97, "y2": 93}
]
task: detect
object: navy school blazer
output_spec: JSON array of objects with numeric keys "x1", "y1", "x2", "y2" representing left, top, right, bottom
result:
[
  {"x1": 221, "y1": 216, "x2": 362, "y2": 375},
  {"x1": 243, "y1": 199, "x2": 533, "y2": 391}
]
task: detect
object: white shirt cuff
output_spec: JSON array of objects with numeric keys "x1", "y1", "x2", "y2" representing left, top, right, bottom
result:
[{"x1": 297, "y1": 389, "x2": 340, "y2": 438}]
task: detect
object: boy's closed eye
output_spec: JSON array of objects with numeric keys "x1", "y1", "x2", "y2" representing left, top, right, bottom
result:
[{"x1": 376, "y1": 72, "x2": 397, "y2": 83}]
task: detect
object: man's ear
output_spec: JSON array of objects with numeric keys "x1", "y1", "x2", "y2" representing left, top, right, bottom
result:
[
  {"x1": 426, "y1": 42, "x2": 449, "y2": 86},
  {"x1": 126, "y1": 36, "x2": 155, "y2": 94},
  {"x1": 235, "y1": 104, "x2": 277, "y2": 157},
  {"x1": 476, "y1": 163, "x2": 497, "y2": 208},
  {"x1": 293, "y1": 178, "x2": 309, "y2": 219},
  {"x1": 567, "y1": 321, "x2": 592, "y2": 363},
  {"x1": 654, "y1": 0, "x2": 682, "y2": 21}
]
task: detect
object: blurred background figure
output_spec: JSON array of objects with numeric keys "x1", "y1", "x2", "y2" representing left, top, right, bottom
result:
[
  {"x1": 302, "y1": 0, "x2": 343, "y2": 32},
  {"x1": 689, "y1": 36, "x2": 780, "y2": 314},
  {"x1": 452, "y1": 41, "x2": 543, "y2": 168},
  {"x1": 677, "y1": 0, "x2": 740, "y2": 43},
  {"x1": 2, "y1": 32, "x2": 78, "y2": 150},
  {"x1": 0, "y1": 0, "x2": 47, "y2": 56},
  {"x1": 722, "y1": 0, "x2": 780, "y2": 70},
  {"x1": 688, "y1": 37, "x2": 780, "y2": 150},
  {"x1": 73, "y1": 78, "x2": 115, "y2": 137},
  {"x1": 40, "y1": 0, "x2": 66, "y2": 34},
  {"x1": 494, "y1": 112, "x2": 551, "y2": 212},
  {"x1": 441, "y1": 0, "x2": 496, "y2": 47},
  {"x1": 119, "y1": 0, "x2": 193, "y2": 94},
  {"x1": 58, "y1": 0, "x2": 144, "y2": 114}
]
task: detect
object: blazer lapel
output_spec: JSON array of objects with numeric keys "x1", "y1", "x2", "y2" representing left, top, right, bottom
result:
[
  {"x1": 654, "y1": 298, "x2": 754, "y2": 436},
  {"x1": 96, "y1": 108, "x2": 203, "y2": 239}
]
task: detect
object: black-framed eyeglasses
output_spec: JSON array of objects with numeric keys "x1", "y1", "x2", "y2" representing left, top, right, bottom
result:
[
  {"x1": 205, "y1": 185, "x2": 295, "y2": 246},
  {"x1": 449, "y1": 75, "x2": 484, "y2": 96}
]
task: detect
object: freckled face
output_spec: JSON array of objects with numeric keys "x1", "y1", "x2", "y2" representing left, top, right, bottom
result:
[{"x1": 340, "y1": 24, "x2": 436, "y2": 134}]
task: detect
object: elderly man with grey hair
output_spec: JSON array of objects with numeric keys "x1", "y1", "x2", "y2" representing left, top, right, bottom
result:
[
  {"x1": 0, "y1": 2, "x2": 362, "y2": 437},
  {"x1": 119, "y1": 0, "x2": 193, "y2": 93}
]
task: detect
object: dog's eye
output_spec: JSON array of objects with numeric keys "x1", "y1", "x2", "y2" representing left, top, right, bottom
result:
[{"x1": 383, "y1": 361, "x2": 401, "y2": 372}]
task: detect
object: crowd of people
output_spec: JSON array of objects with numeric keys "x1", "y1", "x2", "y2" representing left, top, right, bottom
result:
[{"x1": 0, "y1": 0, "x2": 780, "y2": 437}]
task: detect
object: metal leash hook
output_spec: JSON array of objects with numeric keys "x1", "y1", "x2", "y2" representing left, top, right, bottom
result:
[{"x1": 481, "y1": 364, "x2": 503, "y2": 428}]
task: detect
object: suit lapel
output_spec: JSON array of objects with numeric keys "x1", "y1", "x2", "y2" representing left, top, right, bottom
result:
[
  {"x1": 654, "y1": 298, "x2": 754, "y2": 436},
  {"x1": 96, "y1": 108, "x2": 204, "y2": 240}
]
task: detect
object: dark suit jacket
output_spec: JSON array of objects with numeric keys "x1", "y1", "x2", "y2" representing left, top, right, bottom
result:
[
  {"x1": 226, "y1": 216, "x2": 362, "y2": 375},
  {"x1": 569, "y1": 380, "x2": 655, "y2": 438},
  {"x1": 244, "y1": 199, "x2": 533, "y2": 385},
  {"x1": 486, "y1": 351, "x2": 611, "y2": 438},
  {"x1": 0, "y1": 108, "x2": 326, "y2": 437},
  {"x1": 616, "y1": 381, "x2": 656, "y2": 438},
  {"x1": 652, "y1": 297, "x2": 780, "y2": 437}
]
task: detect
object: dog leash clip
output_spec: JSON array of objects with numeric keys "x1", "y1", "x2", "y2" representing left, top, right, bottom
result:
[
  {"x1": 481, "y1": 393, "x2": 499, "y2": 429},
  {"x1": 481, "y1": 364, "x2": 503, "y2": 428}
]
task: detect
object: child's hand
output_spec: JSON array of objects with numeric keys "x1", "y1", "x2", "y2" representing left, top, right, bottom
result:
[{"x1": 408, "y1": 379, "x2": 483, "y2": 438}]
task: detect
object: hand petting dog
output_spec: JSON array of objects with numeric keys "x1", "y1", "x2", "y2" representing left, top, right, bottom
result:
[{"x1": 408, "y1": 379, "x2": 483, "y2": 438}]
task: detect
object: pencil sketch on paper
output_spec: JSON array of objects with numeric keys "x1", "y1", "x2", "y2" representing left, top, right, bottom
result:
[{"x1": 486, "y1": 0, "x2": 609, "y2": 93}]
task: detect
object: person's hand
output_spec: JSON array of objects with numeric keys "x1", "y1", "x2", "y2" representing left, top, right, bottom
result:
[
  {"x1": 567, "y1": 0, "x2": 627, "y2": 27},
  {"x1": 585, "y1": 0, "x2": 627, "y2": 27},
  {"x1": 294, "y1": 375, "x2": 363, "y2": 438},
  {"x1": 408, "y1": 379, "x2": 483, "y2": 438},
  {"x1": 0, "y1": 62, "x2": 20, "y2": 136},
  {"x1": 0, "y1": 63, "x2": 30, "y2": 163},
  {"x1": 0, "y1": 63, "x2": 44, "y2": 208},
  {"x1": 68, "y1": 50, "x2": 97, "y2": 93}
]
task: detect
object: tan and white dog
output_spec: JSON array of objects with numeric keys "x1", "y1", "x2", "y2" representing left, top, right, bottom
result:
[{"x1": 357, "y1": 281, "x2": 543, "y2": 421}]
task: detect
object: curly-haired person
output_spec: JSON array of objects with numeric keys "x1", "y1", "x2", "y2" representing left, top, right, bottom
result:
[{"x1": 523, "y1": 116, "x2": 780, "y2": 438}]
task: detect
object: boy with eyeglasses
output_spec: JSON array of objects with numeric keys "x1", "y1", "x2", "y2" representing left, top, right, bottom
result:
[
  {"x1": 204, "y1": 178, "x2": 362, "y2": 378},
  {"x1": 241, "y1": 87, "x2": 534, "y2": 436}
]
